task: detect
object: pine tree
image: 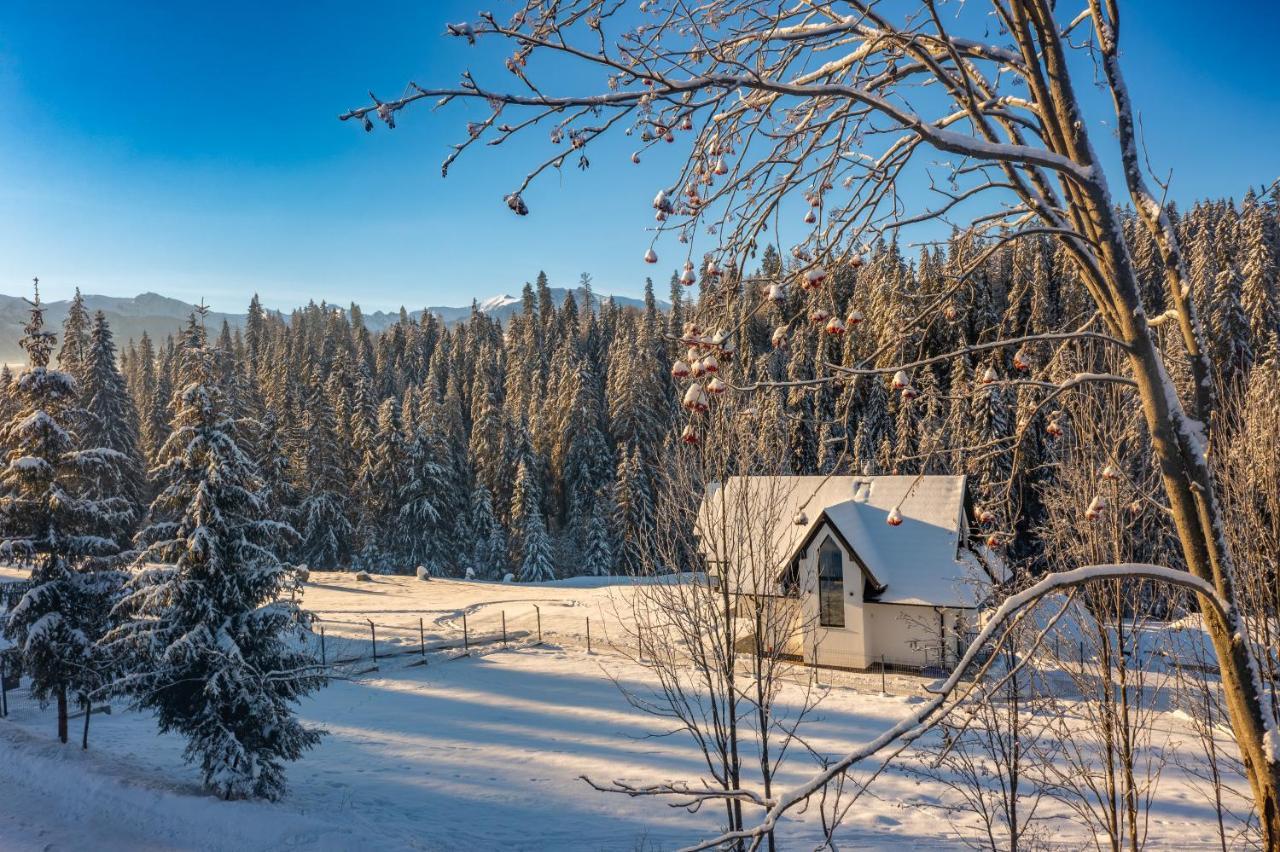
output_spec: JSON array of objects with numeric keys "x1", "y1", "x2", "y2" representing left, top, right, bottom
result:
[
  {"x1": 581, "y1": 492, "x2": 615, "y2": 576},
  {"x1": 467, "y1": 484, "x2": 508, "y2": 578},
  {"x1": 1, "y1": 285, "x2": 128, "y2": 744},
  {"x1": 78, "y1": 311, "x2": 146, "y2": 550},
  {"x1": 295, "y1": 370, "x2": 353, "y2": 567},
  {"x1": 518, "y1": 507, "x2": 555, "y2": 582},
  {"x1": 110, "y1": 311, "x2": 322, "y2": 800},
  {"x1": 354, "y1": 398, "x2": 407, "y2": 571},
  {"x1": 57, "y1": 288, "x2": 91, "y2": 386},
  {"x1": 398, "y1": 409, "x2": 451, "y2": 573}
]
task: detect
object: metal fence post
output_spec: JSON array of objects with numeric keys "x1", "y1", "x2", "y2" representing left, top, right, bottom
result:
[
  {"x1": 368, "y1": 619, "x2": 377, "y2": 663},
  {"x1": 586, "y1": 617, "x2": 592, "y2": 654},
  {"x1": 502, "y1": 611, "x2": 507, "y2": 648},
  {"x1": 1, "y1": 655, "x2": 8, "y2": 717},
  {"x1": 463, "y1": 611, "x2": 469, "y2": 653},
  {"x1": 880, "y1": 654, "x2": 887, "y2": 695},
  {"x1": 419, "y1": 617, "x2": 426, "y2": 659},
  {"x1": 534, "y1": 605, "x2": 542, "y2": 645},
  {"x1": 319, "y1": 624, "x2": 326, "y2": 668}
]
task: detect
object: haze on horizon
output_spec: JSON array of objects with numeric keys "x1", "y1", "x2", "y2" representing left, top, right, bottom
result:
[{"x1": 1, "y1": 1, "x2": 1277, "y2": 314}]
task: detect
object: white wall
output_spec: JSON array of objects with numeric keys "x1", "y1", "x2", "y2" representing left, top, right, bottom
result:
[
  {"x1": 794, "y1": 523, "x2": 976, "y2": 670},
  {"x1": 797, "y1": 528, "x2": 869, "y2": 669},
  {"x1": 863, "y1": 604, "x2": 973, "y2": 669}
]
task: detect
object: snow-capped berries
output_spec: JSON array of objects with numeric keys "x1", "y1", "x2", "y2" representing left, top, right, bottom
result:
[
  {"x1": 631, "y1": 151, "x2": 641, "y2": 165},
  {"x1": 771, "y1": 326, "x2": 788, "y2": 349},
  {"x1": 766, "y1": 284, "x2": 787, "y2": 303},
  {"x1": 655, "y1": 209, "x2": 668, "y2": 222},
  {"x1": 978, "y1": 507, "x2": 996, "y2": 525},
  {"x1": 682, "y1": 383, "x2": 709, "y2": 412},
  {"x1": 653, "y1": 189, "x2": 672, "y2": 213},
  {"x1": 803, "y1": 209, "x2": 817, "y2": 225},
  {"x1": 892, "y1": 370, "x2": 910, "y2": 390},
  {"x1": 681, "y1": 424, "x2": 699, "y2": 444},
  {"x1": 809, "y1": 308, "x2": 831, "y2": 324},
  {"x1": 847, "y1": 309, "x2": 864, "y2": 326},
  {"x1": 1046, "y1": 416, "x2": 1063, "y2": 438},
  {"x1": 1085, "y1": 495, "x2": 1107, "y2": 521},
  {"x1": 1128, "y1": 499, "x2": 1143, "y2": 516},
  {"x1": 505, "y1": 193, "x2": 529, "y2": 216},
  {"x1": 679, "y1": 266, "x2": 696, "y2": 286},
  {"x1": 793, "y1": 511, "x2": 808, "y2": 526},
  {"x1": 705, "y1": 259, "x2": 720, "y2": 277},
  {"x1": 901, "y1": 384, "x2": 919, "y2": 400},
  {"x1": 1013, "y1": 349, "x2": 1033, "y2": 372},
  {"x1": 981, "y1": 366, "x2": 998, "y2": 384},
  {"x1": 711, "y1": 329, "x2": 730, "y2": 349},
  {"x1": 824, "y1": 317, "x2": 846, "y2": 336},
  {"x1": 887, "y1": 507, "x2": 903, "y2": 527},
  {"x1": 706, "y1": 376, "x2": 726, "y2": 395},
  {"x1": 848, "y1": 254, "x2": 864, "y2": 269},
  {"x1": 985, "y1": 534, "x2": 1003, "y2": 549},
  {"x1": 664, "y1": 130, "x2": 675, "y2": 143},
  {"x1": 643, "y1": 248, "x2": 658, "y2": 264},
  {"x1": 680, "y1": 114, "x2": 694, "y2": 131},
  {"x1": 713, "y1": 157, "x2": 728, "y2": 176},
  {"x1": 671, "y1": 359, "x2": 691, "y2": 379},
  {"x1": 1101, "y1": 464, "x2": 1120, "y2": 481},
  {"x1": 806, "y1": 266, "x2": 828, "y2": 287},
  {"x1": 700, "y1": 354, "x2": 719, "y2": 374}
]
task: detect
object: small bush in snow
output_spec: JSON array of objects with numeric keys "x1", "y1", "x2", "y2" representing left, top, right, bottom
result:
[
  {"x1": 354, "y1": 570, "x2": 372, "y2": 582},
  {"x1": 296, "y1": 565, "x2": 310, "y2": 583},
  {"x1": 464, "y1": 566, "x2": 476, "y2": 580},
  {"x1": 502, "y1": 572, "x2": 515, "y2": 584},
  {"x1": 416, "y1": 565, "x2": 431, "y2": 581}
]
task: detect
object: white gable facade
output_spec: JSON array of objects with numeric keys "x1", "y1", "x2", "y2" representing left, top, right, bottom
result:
[{"x1": 698, "y1": 475, "x2": 990, "y2": 672}]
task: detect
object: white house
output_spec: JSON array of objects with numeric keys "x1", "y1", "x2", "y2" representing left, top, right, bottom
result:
[{"x1": 697, "y1": 475, "x2": 996, "y2": 672}]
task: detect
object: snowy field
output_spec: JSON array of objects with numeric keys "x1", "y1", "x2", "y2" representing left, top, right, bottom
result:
[{"x1": 0, "y1": 570, "x2": 1246, "y2": 850}]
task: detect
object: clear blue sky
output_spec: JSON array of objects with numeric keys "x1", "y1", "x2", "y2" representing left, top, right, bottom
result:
[{"x1": 1, "y1": 2, "x2": 1277, "y2": 314}]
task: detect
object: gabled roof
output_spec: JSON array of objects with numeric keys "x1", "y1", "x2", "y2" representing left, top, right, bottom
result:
[
  {"x1": 698, "y1": 475, "x2": 983, "y2": 608},
  {"x1": 783, "y1": 511, "x2": 886, "y2": 596}
]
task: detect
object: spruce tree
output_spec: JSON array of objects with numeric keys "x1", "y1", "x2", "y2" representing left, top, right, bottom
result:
[
  {"x1": 1, "y1": 285, "x2": 128, "y2": 743},
  {"x1": 519, "y1": 507, "x2": 555, "y2": 582},
  {"x1": 78, "y1": 311, "x2": 146, "y2": 550},
  {"x1": 467, "y1": 484, "x2": 508, "y2": 578},
  {"x1": 110, "y1": 311, "x2": 323, "y2": 801}
]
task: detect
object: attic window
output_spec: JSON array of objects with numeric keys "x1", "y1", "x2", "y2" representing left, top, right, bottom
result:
[{"x1": 817, "y1": 536, "x2": 845, "y2": 627}]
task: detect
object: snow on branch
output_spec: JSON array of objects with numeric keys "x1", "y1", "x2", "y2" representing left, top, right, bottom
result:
[{"x1": 679, "y1": 563, "x2": 1230, "y2": 852}]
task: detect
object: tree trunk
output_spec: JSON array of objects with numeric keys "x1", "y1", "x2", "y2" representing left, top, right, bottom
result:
[
  {"x1": 1019, "y1": 2, "x2": 1280, "y2": 837},
  {"x1": 56, "y1": 686, "x2": 67, "y2": 744}
]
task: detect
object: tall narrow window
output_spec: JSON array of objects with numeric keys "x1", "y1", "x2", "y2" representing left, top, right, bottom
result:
[{"x1": 817, "y1": 536, "x2": 845, "y2": 627}]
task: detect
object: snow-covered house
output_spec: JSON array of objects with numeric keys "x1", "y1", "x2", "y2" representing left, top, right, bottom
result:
[{"x1": 697, "y1": 475, "x2": 994, "y2": 671}]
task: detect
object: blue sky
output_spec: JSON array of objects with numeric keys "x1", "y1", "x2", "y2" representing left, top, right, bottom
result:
[{"x1": 1, "y1": 2, "x2": 1277, "y2": 314}]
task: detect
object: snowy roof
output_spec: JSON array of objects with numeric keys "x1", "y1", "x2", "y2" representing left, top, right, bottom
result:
[{"x1": 697, "y1": 475, "x2": 984, "y2": 608}]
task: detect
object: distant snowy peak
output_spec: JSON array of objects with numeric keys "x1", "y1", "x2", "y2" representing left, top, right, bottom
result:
[{"x1": 477, "y1": 294, "x2": 520, "y2": 313}]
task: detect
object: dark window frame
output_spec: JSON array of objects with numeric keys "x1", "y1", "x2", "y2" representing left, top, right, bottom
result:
[{"x1": 817, "y1": 535, "x2": 845, "y2": 628}]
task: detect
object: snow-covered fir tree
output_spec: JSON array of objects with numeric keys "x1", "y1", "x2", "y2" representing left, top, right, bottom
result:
[
  {"x1": 1, "y1": 285, "x2": 129, "y2": 743},
  {"x1": 109, "y1": 311, "x2": 323, "y2": 801},
  {"x1": 77, "y1": 310, "x2": 146, "y2": 551}
]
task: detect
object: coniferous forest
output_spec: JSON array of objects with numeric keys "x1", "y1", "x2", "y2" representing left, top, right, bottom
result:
[{"x1": 6, "y1": 194, "x2": 1275, "y2": 585}]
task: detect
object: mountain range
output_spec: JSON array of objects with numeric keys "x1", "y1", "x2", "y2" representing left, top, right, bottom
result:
[{"x1": 0, "y1": 287, "x2": 656, "y2": 365}]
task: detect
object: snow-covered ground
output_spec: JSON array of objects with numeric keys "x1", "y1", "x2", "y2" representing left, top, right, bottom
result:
[{"x1": 0, "y1": 570, "x2": 1245, "y2": 850}]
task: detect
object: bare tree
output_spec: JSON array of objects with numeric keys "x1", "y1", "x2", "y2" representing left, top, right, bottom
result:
[
  {"x1": 591, "y1": 401, "x2": 824, "y2": 850},
  {"x1": 344, "y1": 1, "x2": 1280, "y2": 844},
  {"x1": 909, "y1": 620, "x2": 1060, "y2": 851}
]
